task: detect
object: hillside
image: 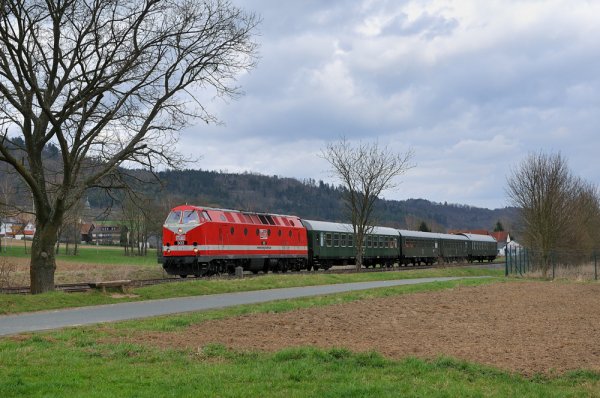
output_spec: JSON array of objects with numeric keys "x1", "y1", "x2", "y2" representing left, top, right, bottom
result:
[{"x1": 129, "y1": 169, "x2": 517, "y2": 232}]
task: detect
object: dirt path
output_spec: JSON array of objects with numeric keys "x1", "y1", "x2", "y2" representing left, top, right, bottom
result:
[{"x1": 128, "y1": 281, "x2": 600, "y2": 375}]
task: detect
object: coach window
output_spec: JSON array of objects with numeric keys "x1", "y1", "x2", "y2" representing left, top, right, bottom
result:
[
  {"x1": 366, "y1": 236, "x2": 371, "y2": 248},
  {"x1": 348, "y1": 235, "x2": 353, "y2": 247},
  {"x1": 341, "y1": 234, "x2": 347, "y2": 247},
  {"x1": 333, "y1": 233, "x2": 339, "y2": 247},
  {"x1": 320, "y1": 232, "x2": 324, "y2": 247},
  {"x1": 325, "y1": 233, "x2": 332, "y2": 247}
]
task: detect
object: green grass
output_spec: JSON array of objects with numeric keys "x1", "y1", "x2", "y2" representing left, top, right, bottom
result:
[
  {"x1": 0, "y1": 332, "x2": 597, "y2": 397},
  {"x1": 0, "y1": 266, "x2": 503, "y2": 315},
  {"x1": 1, "y1": 278, "x2": 598, "y2": 396},
  {"x1": 0, "y1": 243, "x2": 158, "y2": 266},
  {"x1": 0, "y1": 342, "x2": 586, "y2": 397}
]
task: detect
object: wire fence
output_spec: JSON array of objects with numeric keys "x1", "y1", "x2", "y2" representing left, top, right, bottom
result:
[{"x1": 505, "y1": 246, "x2": 599, "y2": 281}]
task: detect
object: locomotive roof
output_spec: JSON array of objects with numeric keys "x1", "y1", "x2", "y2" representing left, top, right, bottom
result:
[
  {"x1": 460, "y1": 233, "x2": 497, "y2": 243},
  {"x1": 171, "y1": 204, "x2": 301, "y2": 219},
  {"x1": 302, "y1": 220, "x2": 399, "y2": 236}
]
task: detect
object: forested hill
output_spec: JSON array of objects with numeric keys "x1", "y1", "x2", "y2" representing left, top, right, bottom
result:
[{"x1": 149, "y1": 169, "x2": 517, "y2": 232}]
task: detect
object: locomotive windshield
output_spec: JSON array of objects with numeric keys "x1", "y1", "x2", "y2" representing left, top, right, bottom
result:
[
  {"x1": 165, "y1": 210, "x2": 202, "y2": 225},
  {"x1": 182, "y1": 210, "x2": 200, "y2": 224},
  {"x1": 165, "y1": 211, "x2": 182, "y2": 224}
]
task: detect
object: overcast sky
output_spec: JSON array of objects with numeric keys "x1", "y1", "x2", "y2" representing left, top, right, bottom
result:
[{"x1": 177, "y1": 0, "x2": 600, "y2": 210}]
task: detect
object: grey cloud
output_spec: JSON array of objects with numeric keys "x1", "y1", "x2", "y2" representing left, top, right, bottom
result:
[{"x1": 178, "y1": 0, "x2": 600, "y2": 209}]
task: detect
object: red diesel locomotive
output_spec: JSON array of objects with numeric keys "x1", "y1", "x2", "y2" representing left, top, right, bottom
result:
[{"x1": 161, "y1": 205, "x2": 308, "y2": 277}]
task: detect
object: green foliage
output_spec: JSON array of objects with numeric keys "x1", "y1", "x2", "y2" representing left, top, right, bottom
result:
[
  {"x1": 418, "y1": 221, "x2": 431, "y2": 232},
  {"x1": 494, "y1": 220, "x2": 504, "y2": 232},
  {"x1": 109, "y1": 169, "x2": 517, "y2": 230}
]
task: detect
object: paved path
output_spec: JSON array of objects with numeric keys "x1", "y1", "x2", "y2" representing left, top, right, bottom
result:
[{"x1": 0, "y1": 276, "x2": 489, "y2": 336}]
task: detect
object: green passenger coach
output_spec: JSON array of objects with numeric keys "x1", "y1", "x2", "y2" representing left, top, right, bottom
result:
[
  {"x1": 397, "y1": 230, "x2": 439, "y2": 265},
  {"x1": 302, "y1": 220, "x2": 400, "y2": 269},
  {"x1": 461, "y1": 233, "x2": 497, "y2": 262}
]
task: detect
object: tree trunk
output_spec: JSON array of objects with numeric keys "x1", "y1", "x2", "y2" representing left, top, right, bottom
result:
[
  {"x1": 30, "y1": 223, "x2": 59, "y2": 293},
  {"x1": 355, "y1": 250, "x2": 363, "y2": 271}
]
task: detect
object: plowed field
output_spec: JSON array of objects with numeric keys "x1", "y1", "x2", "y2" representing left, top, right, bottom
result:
[{"x1": 127, "y1": 281, "x2": 600, "y2": 375}]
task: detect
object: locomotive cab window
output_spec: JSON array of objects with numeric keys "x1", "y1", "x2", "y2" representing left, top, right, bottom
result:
[
  {"x1": 182, "y1": 210, "x2": 200, "y2": 224},
  {"x1": 165, "y1": 211, "x2": 182, "y2": 224}
]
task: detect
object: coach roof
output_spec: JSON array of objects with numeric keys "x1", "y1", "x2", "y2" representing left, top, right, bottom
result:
[
  {"x1": 302, "y1": 220, "x2": 399, "y2": 236},
  {"x1": 460, "y1": 233, "x2": 497, "y2": 242}
]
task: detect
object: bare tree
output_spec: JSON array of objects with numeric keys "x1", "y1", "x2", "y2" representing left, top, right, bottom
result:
[
  {"x1": 0, "y1": 0, "x2": 259, "y2": 293},
  {"x1": 506, "y1": 152, "x2": 600, "y2": 276},
  {"x1": 321, "y1": 138, "x2": 414, "y2": 270}
]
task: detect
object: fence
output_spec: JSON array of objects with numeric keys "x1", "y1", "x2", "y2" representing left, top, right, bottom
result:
[{"x1": 505, "y1": 246, "x2": 598, "y2": 281}]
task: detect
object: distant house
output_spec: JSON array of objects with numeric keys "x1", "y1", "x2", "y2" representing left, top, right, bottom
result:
[
  {"x1": 23, "y1": 222, "x2": 36, "y2": 238},
  {"x1": 502, "y1": 239, "x2": 522, "y2": 255},
  {"x1": 490, "y1": 231, "x2": 514, "y2": 256},
  {"x1": 0, "y1": 218, "x2": 17, "y2": 237},
  {"x1": 80, "y1": 223, "x2": 94, "y2": 243},
  {"x1": 91, "y1": 221, "x2": 123, "y2": 245}
]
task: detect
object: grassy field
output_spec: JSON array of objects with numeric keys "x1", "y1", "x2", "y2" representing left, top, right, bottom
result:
[
  {"x1": 1, "y1": 278, "x2": 598, "y2": 397},
  {"x1": 0, "y1": 266, "x2": 503, "y2": 315},
  {"x1": 0, "y1": 239, "x2": 158, "y2": 266}
]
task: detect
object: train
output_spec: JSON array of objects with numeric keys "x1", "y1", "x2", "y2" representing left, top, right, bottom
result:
[{"x1": 160, "y1": 204, "x2": 497, "y2": 277}]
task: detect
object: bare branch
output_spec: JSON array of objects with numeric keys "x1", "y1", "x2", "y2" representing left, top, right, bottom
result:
[
  {"x1": 321, "y1": 137, "x2": 414, "y2": 269},
  {"x1": 0, "y1": 0, "x2": 259, "y2": 293}
]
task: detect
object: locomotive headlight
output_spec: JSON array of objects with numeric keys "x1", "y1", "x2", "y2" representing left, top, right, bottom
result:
[
  {"x1": 178, "y1": 228, "x2": 183, "y2": 233},
  {"x1": 166, "y1": 248, "x2": 171, "y2": 253},
  {"x1": 193, "y1": 248, "x2": 199, "y2": 254}
]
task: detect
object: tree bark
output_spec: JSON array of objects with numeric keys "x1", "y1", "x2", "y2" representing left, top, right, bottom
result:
[{"x1": 30, "y1": 222, "x2": 60, "y2": 293}]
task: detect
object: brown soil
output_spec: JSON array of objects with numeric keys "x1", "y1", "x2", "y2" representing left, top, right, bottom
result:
[{"x1": 123, "y1": 281, "x2": 600, "y2": 375}]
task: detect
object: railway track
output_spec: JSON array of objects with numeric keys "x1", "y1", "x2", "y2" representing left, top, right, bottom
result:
[{"x1": 0, "y1": 261, "x2": 498, "y2": 295}]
